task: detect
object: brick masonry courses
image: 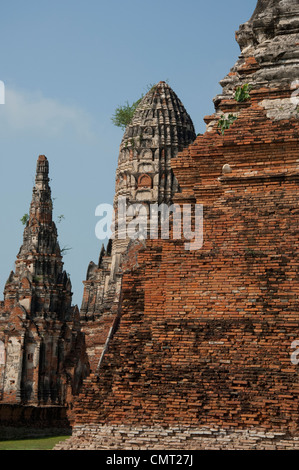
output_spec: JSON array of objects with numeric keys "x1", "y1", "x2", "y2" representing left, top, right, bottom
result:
[
  {"x1": 57, "y1": 0, "x2": 299, "y2": 449},
  {"x1": 79, "y1": 82, "x2": 196, "y2": 374},
  {"x1": 58, "y1": 100, "x2": 299, "y2": 449}
]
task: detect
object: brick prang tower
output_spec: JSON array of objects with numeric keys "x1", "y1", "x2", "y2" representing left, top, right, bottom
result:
[
  {"x1": 0, "y1": 156, "x2": 89, "y2": 406},
  {"x1": 80, "y1": 82, "x2": 196, "y2": 371}
]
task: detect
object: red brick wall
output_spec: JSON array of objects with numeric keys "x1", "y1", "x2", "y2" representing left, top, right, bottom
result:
[
  {"x1": 71, "y1": 89, "x2": 299, "y2": 435},
  {"x1": 81, "y1": 315, "x2": 116, "y2": 372}
]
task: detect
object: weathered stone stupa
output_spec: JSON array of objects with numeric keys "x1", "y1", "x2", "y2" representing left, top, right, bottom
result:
[
  {"x1": 80, "y1": 82, "x2": 196, "y2": 371},
  {"x1": 0, "y1": 156, "x2": 89, "y2": 406},
  {"x1": 57, "y1": 0, "x2": 299, "y2": 450}
]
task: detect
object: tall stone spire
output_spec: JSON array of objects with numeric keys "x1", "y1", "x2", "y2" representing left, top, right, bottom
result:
[
  {"x1": 80, "y1": 82, "x2": 196, "y2": 370},
  {"x1": 118, "y1": 81, "x2": 195, "y2": 205},
  {"x1": 5, "y1": 155, "x2": 72, "y2": 319},
  {"x1": 111, "y1": 81, "x2": 196, "y2": 265},
  {"x1": 82, "y1": 81, "x2": 196, "y2": 307},
  {"x1": 29, "y1": 154, "x2": 52, "y2": 225},
  {"x1": 0, "y1": 155, "x2": 89, "y2": 405},
  {"x1": 19, "y1": 156, "x2": 59, "y2": 254}
]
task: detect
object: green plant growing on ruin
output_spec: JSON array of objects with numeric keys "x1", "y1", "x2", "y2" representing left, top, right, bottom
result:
[
  {"x1": 50, "y1": 197, "x2": 57, "y2": 210},
  {"x1": 111, "y1": 98, "x2": 143, "y2": 130},
  {"x1": 20, "y1": 213, "x2": 29, "y2": 225},
  {"x1": 56, "y1": 214, "x2": 65, "y2": 224},
  {"x1": 146, "y1": 83, "x2": 158, "y2": 93},
  {"x1": 145, "y1": 80, "x2": 168, "y2": 94},
  {"x1": 61, "y1": 246, "x2": 72, "y2": 255},
  {"x1": 218, "y1": 114, "x2": 238, "y2": 135},
  {"x1": 111, "y1": 81, "x2": 170, "y2": 130},
  {"x1": 234, "y1": 84, "x2": 252, "y2": 102}
]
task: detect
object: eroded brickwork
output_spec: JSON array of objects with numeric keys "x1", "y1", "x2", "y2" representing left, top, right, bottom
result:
[
  {"x1": 80, "y1": 82, "x2": 196, "y2": 373},
  {"x1": 59, "y1": 0, "x2": 299, "y2": 450},
  {"x1": 56, "y1": 424, "x2": 299, "y2": 450}
]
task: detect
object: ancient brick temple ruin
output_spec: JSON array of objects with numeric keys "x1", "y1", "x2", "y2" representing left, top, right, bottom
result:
[
  {"x1": 0, "y1": 0, "x2": 299, "y2": 451},
  {"x1": 80, "y1": 81, "x2": 196, "y2": 372},
  {"x1": 55, "y1": 0, "x2": 299, "y2": 450},
  {"x1": 0, "y1": 156, "x2": 89, "y2": 406}
]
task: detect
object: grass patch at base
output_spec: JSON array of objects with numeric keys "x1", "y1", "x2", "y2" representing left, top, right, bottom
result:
[{"x1": 0, "y1": 435, "x2": 70, "y2": 450}]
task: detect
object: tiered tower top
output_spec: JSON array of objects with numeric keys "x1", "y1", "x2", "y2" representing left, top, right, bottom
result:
[
  {"x1": 80, "y1": 82, "x2": 196, "y2": 319},
  {"x1": 120, "y1": 81, "x2": 195, "y2": 159},
  {"x1": 116, "y1": 81, "x2": 196, "y2": 206},
  {"x1": 112, "y1": 81, "x2": 196, "y2": 263},
  {"x1": 3, "y1": 156, "x2": 73, "y2": 320}
]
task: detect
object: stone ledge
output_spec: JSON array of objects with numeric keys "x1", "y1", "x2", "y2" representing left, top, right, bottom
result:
[{"x1": 54, "y1": 425, "x2": 299, "y2": 450}]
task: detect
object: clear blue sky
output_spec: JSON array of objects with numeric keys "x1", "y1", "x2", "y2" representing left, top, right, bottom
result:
[{"x1": 0, "y1": 0, "x2": 257, "y2": 306}]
